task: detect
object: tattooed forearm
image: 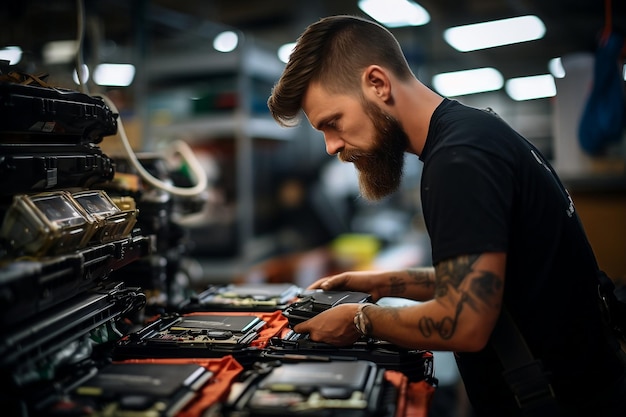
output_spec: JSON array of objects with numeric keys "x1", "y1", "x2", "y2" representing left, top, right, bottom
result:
[
  {"x1": 388, "y1": 307, "x2": 401, "y2": 321},
  {"x1": 419, "y1": 315, "x2": 454, "y2": 339},
  {"x1": 407, "y1": 268, "x2": 436, "y2": 288},
  {"x1": 388, "y1": 275, "x2": 406, "y2": 296},
  {"x1": 386, "y1": 269, "x2": 434, "y2": 296},
  {"x1": 418, "y1": 291, "x2": 470, "y2": 340}
]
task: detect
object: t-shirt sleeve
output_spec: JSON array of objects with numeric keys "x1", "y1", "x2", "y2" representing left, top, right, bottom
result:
[{"x1": 421, "y1": 146, "x2": 513, "y2": 265}]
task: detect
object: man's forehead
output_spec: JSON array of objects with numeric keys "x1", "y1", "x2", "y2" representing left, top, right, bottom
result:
[{"x1": 302, "y1": 83, "x2": 352, "y2": 128}]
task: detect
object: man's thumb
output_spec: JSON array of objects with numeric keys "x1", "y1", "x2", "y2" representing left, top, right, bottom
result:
[{"x1": 292, "y1": 322, "x2": 307, "y2": 334}]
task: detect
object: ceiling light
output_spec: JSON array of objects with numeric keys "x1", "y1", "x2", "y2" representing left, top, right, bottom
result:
[
  {"x1": 432, "y1": 67, "x2": 503, "y2": 97},
  {"x1": 358, "y1": 0, "x2": 430, "y2": 28},
  {"x1": 505, "y1": 74, "x2": 556, "y2": 101},
  {"x1": 278, "y1": 42, "x2": 296, "y2": 64},
  {"x1": 213, "y1": 31, "x2": 239, "y2": 53},
  {"x1": 43, "y1": 40, "x2": 78, "y2": 64},
  {"x1": 444, "y1": 15, "x2": 545, "y2": 52},
  {"x1": 0, "y1": 46, "x2": 22, "y2": 65},
  {"x1": 548, "y1": 57, "x2": 565, "y2": 78},
  {"x1": 94, "y1": 63, "x2": 135, "y2": 86}
]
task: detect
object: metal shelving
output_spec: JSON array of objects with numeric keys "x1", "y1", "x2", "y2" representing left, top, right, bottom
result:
[{"x1": 140, "y1": 39, "x2": 301, "y2": 280}]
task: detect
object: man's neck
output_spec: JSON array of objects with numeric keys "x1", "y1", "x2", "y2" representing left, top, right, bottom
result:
[{"x1": 395, "y1": 79, "x2": 443, "y2": 157}]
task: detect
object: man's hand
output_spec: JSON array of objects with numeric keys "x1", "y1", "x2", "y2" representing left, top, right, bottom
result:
[
  {"x1": 292, "y1": 303, "x2": 362, "y2": 346},
  {"x1": 307, "y1": 271, "x2": 388, "y2": 301}
]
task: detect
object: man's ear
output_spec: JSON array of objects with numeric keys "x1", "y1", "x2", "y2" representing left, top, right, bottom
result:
[{"x1": 362, "y1": 65, "x2": 392, "y2": 102}]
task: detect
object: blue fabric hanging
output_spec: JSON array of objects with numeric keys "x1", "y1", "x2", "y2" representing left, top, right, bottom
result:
[{"x1": 578, "y1": 32, "x2": 625, "y2": 155}]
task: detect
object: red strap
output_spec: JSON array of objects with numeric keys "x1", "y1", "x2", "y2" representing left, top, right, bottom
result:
[{"x1": 384, "y1": 370, "x2": 436, "y2": 417}]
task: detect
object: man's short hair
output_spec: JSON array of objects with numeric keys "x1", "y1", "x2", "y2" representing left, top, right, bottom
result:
[{"x1": 267, "y1": 15, "x2": 413, "y2": 127}]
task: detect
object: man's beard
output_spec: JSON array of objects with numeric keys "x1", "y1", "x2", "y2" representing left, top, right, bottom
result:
[{"x1": 338, "y1": 101, "x2": 409, "y2": 201}]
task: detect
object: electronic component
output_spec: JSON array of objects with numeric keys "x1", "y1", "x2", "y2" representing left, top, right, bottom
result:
[
  {"x1": 180, "y1": 283, "x2": 301, "y2": 312},
  {"x1": 225, "y1": 360, "x2": 397, "y2": 417},
  {"x1": 267, "y1": 329, "x2": 435, "y2": 383},
  {"x1": 72, "y1": 363, "x2": 213, "y2": 417},
  {"x1": 72, "y1": 190, "x2": 137, "y2": 243},
  {"x1": 282, "y1": 290, "x2": 372, "y2": 327},
  {"x1": 0, "y1": 190, "x2": 96, "y2": 257}
]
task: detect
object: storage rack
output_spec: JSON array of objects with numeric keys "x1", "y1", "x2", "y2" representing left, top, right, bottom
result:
[{"x1": 140, "y1": 38, "x2": 306, "y2": 280}]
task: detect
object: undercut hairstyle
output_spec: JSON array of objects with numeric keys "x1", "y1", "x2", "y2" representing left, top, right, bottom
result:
[{"x1": 267, "y1": 15, "x2": 414, "y2": 127}]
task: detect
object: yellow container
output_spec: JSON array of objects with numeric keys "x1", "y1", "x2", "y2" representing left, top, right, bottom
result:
[{"x1": 330, "y1": 233, "x2": 381, "y2": 270}]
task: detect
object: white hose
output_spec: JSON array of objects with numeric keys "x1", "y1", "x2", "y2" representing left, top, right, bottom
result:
[{"x1": 97, "y1": 94, "x2": 208, "y2": 198}]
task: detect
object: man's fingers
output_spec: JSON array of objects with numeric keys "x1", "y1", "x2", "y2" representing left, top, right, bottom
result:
[
  {"x1": 293, "y1": 322, "x2": 307, "y2": 334},
  {"x1": 306, "y1": 277, "x2": 330, "y2": 289},
  {"x1": 320, "y1": 276, "x2": 343, "y2": 290}
]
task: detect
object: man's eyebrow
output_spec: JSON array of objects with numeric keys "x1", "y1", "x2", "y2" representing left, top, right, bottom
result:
[{"x1": 314, "y1": 113, "x2": 339, "y2": 130}]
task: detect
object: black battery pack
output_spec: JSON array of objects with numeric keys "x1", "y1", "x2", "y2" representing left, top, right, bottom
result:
[{"x1": 0, "y1": 82, "x2": 117, "y2": 144}]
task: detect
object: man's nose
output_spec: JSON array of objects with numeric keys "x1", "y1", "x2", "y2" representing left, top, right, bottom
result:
[{"x1": 324, "y1": 132, "x2": 344, "y2": 155}]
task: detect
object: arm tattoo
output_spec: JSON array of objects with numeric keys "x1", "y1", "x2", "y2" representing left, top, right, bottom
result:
[
  {"x1": 407, "y1": 269, "x2": 436, "y2": 289},
  {"x1": 418, "y1": 255, "x2": 503, "y2": 340},
  {"x1": 435, "y1": 254, "x2": 479, "y2": 297},
  {"x1": 387, "y1": 269, "x2": 434, "y2": 296},
  {"x1": 419, "y1": 292, "x2": 470, "y2": 340},
  {"x1": 388, "y1": 275, "x2": 406, "y2": 296},
  {"x1": 471, "y1": 271, "x2": 503, "y2": 308}
]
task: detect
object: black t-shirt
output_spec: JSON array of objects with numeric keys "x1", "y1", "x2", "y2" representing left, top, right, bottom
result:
[{"x1": 420, "y1": 99, "x2": 624, "y2": 416}]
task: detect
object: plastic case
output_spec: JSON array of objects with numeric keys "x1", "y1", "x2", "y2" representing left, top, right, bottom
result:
[
  {"x1": 0, "y1": 82, "x2": 117, "y2": 144},
  {"x1": 114, "y1": 311, "x2": 290, "y2": 366},
  {"x1": 0, "y1": 144, "x2": 115, "y2": 196},
  {"x1": 69, "y1": 362, "x2": 214, "y2": 417},
  {"x1": 0, "y1": 282, "x2": 147, "y2": 414},
  {"x1": 0, "y1": 235, "x2": 151, "y2": 330},
  {"x1": 72, "y1": 190, "x2": 137, "y2": 243},
  {"x1": 224, "y1": 360, "x2": 397, "y2": 417},
  {"x1": 282, "y1": 290, "x2": 372, "y2": 327},
  {"x1": 267, "y1": 329, "x2": 435, "y2": 383},
  {"x1": 0, "y1": 190, "x2": 97, "y2": 257},
  {"x1": 179, "y1": 283, "x2": 302, "y2": 313}
]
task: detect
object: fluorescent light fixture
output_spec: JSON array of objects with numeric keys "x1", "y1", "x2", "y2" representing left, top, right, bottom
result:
[
  {"x1": 278, "y1": 42, "x2": 296, "y2": 63},
  {"x1": 623, "y1": 64, "x2": 626, "y2": 81},
  {"x1": 43, "y1": 40, "x2": 78, "y2": 64},
  {"x1": 358, "y1": 0, "x2": 430, "y2": 27},
  {"x1": 548, "y1": 57, "x2": 565, "y2": 78},
  {"x1": 432, "y1": 67, "x2": 503, "y2": 97},
  {"x1": 505, "y1": 74, "x2": 556, "y2": 101},
  {"x1": 94, "y1": 63, "x2": 135, "y2": 86},
  {"x1": 213, "y1": 31, "x2": 239, "y2": 53},
  {"x1": 444, "y1": 15, "x2": 545, "y2": 52},
  {"x1": 0, "y1": 46, "x2": 22, "y2": 65}
]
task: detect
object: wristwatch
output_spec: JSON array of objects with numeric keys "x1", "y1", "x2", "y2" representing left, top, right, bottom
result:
[{"x1": 354, "y1": 303, "x2": 373, "y2": 337}]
